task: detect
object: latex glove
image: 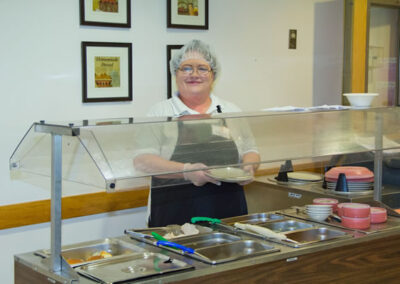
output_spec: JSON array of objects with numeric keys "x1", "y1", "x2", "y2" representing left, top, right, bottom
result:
[
  {"x1": 183, "y1": 163, "x2": 221, "y2": 187},
  {"x1": 238, "y1": 164, "x2": 255, "y2": 186}
]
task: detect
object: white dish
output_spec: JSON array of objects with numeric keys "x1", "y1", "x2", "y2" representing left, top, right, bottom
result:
[
  {"x1": 205, "y1": 167, "x2": 253, "y2": 183},
  {"x1": 324, "y1": 189, "x2": 373, "y2": 196},
  {"x1": 306, "y1": 210, "x2": 332, "y2": 214},
  {"x1": 287, "y1": 171, "x2": 323, "y2": 182},
  {"x1": 305, "y1": 208, "x2": 331, "y2": 212},
  {"x1": 306, "y1": 204, "x2": 332, "y2": 209},
  {"x1": 307, "y1": 213, "x2": 330, "y2": 221},
  {"x1": 306, "y1": 212, "x2": 332, "y2": 216},
  {"x1": 343, "y1": 93, "x2": 378, "y2": 107}
]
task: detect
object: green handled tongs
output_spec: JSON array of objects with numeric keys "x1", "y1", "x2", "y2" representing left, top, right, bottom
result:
[
  {"x1": 191, "y1": 217, "x2": 222, "y2": 224},
  {"x1": 191, "y1": 216, "x2": 239, "y2": 234}
]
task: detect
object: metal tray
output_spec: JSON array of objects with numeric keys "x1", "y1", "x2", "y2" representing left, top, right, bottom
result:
[
  {"x1": 193, "y1": 240, "x2": 279, "y2": 265},
  {"x1": 221, "y1": 213, "x2": 285, "y2": 225},
  {"x1": 284, "y1": 227, "x2": 349, "y2": 245},
  {"x1": 176, "y1": 232, "x2": 241, "y2": 249},
  {"x1": 76, "y1": 252, "x2": 193, "y2": 284},
  {"x1": 35, "y1": 238, "x2": 145, "y2": 267},
  {"x1": 260, "y1": 220, "x2": 315, "y2": 233}
]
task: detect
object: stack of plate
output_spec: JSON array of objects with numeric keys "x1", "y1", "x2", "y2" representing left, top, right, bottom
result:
[
  {"x1": 305, "y1": 204, "x2": 332, "y2": 221},
  {"x1": 325, "y1": 166, "x2": 374, "y2": 192},
  {"x1": 286, "y1": 171, "x2": 323, "y2": 183}
]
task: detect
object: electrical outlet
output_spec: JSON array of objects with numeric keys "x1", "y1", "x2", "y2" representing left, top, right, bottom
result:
[{"x1": 289, "y1": 29, "x2": 297, "y2": 49}]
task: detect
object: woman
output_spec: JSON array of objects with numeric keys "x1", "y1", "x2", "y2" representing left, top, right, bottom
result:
[{"x1": 134, "y1": 39, "x2": 260, "y2": 227}]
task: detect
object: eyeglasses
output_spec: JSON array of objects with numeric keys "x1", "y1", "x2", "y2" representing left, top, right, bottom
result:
[{"x1": 178, "y1": 64, "x2": 212, "y2": 76}]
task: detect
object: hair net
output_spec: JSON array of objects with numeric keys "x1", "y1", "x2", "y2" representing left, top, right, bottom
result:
[{"x1": 170, "y1": 39, "x2": 220, "y2": 79}]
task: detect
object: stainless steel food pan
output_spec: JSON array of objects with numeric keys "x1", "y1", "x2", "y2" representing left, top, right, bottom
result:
[
  {"x1": 261, "y1": 220, "x2": 315, "y2": 233},
  {"x1": 221, "y1": 213, "x2": 285, "y2": 225},
  {"x1": 177, "y1": 232, "x2": 241, "y2": 249}
]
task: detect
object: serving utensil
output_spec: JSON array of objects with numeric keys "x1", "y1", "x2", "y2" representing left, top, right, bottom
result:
[{"x1": 234, "y1": 222, "x2": 298, "y2": 244}]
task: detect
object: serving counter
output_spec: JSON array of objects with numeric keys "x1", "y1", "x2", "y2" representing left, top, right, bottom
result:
[
  {"x1": 15, "y1": 208, "x2": 400, "y2": 283},
  {"x1": 9, "y1": 107, "x2": 400, "y2": 283}
]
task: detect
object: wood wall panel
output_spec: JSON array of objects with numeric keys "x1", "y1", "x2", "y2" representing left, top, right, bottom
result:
[{"x1": 0, "y1": 188, "x2": 149, "y2": 230}]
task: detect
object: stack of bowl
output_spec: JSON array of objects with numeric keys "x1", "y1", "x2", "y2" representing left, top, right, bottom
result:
[
  {"x1": 305, "y1": 204, "x2": 332, "y2": 221},
  {"x1": 325, "y1": 166, "x2": 374, "y2": 192}
]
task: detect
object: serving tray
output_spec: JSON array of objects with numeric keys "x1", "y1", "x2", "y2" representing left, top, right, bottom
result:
[{"x1": 76, "y1": 252, "x2": 193, "y2": 283}]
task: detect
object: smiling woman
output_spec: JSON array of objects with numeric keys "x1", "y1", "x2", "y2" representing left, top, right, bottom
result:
[{"x1": 133, "y1": 39, "x2": 261, "y2": 227}]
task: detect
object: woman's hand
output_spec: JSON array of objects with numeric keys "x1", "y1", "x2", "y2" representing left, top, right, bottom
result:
[
  {"x1": 238, "y1": 152, "x2": 260, "y2": 186},
  {"x1": 238, "y1": 164, "x2": 255, "y2": 186},
  {"x1": 183, "y1": 163, "x2": 221, "y2": 187}
]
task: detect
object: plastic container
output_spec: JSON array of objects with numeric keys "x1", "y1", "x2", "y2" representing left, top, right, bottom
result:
[
  {"x1": 370, "y1": 207, "x2": 387, "y2": 224},
  {"x1": 341, "y1": 203, "x2": 371, "y2": 218},
  {"x1": 341, "y1": 215, "x2": 370, "y2": 229}
]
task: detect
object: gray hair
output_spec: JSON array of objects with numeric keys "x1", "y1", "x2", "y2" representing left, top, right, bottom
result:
[{"x1": 169, "y1": 39, "x2": 220, "y2": 79}]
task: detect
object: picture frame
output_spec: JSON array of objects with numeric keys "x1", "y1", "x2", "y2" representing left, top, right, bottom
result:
[
  {"x1": 167, "y1": 45, "x2": 184, "y2": 98},
  {"x1": 81, "y1": 42, "x2": 132, "y2": 103},
  {"x1": 80, "y1": 0, "x2": 131, "y2": 28},
  {"x1": 167, "y1": 0, "x2": 208, "y2": 30}
]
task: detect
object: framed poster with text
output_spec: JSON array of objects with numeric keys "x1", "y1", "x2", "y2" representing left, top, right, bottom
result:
[{"x1": 82, "y1": 42, "x2": 132, "y2": 103}]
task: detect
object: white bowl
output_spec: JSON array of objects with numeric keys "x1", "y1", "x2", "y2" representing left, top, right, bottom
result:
[
  {"x1": 307, "y1": 212, "x2": 330, "y2": 221},
  {"x1": 306, "y1": 209, "x2": 332, "y2": 214},
  {"x1": 343, "y1": 93, "x2": 378, "y2": 107},
  {"x1": 306, "y1": 205, "x2": 332, "y2": 211},
  {"x1": 306, "y1": 204, "x2": 332, "y2": 208}
]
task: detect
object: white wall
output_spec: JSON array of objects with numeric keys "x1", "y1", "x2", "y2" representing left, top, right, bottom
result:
[{"x1": 0, "y1": 0, "x2": 343, "y2": 283}]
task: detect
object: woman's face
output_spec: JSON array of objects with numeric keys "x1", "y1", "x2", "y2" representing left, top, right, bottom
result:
[{"x1": 176, "y1": 58, "x2": 214, "y2": 98}]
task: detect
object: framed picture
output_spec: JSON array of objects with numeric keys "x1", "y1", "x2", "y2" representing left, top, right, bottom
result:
[
  {"x1": 167, "y1": 0, "x2": 208, "y2": 30},
  {"x1": 167, "y1": 45, "x2": 183, "y2": 98},
  {"x1": 82, "y1": 42, "x2": 132, "y2": 103},
  {"x1": 80, "y1": 0, "x2": 131, "y2": 28}
]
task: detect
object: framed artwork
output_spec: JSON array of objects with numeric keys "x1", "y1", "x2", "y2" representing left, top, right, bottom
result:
[
  {"x1": 81, "y1": 42, "x2": 132, "y2": 103},
  {"x1": 167, "y1": 45, "x2": 183, "y2": 98},
  {"x1": 167, "y1": 0, "x2": 208, "y2": 30},
  {"x1": 80, "y1": 0, "x2": 131, "y2": 28}
]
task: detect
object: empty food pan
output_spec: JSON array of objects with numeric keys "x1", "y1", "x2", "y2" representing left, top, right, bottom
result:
[
  {"x1": 261, "y1": 220, "x2": 314, "y2": 233},
  {"x1": 178, "y1": 233, "x2": 241, "y2": 249},
  {"x1": 284, "y1": 228, "x2": 348, "y2": 245},
  {"x1": 221, "y1": 213, "x2": 285, "y2": 225},
  {"x1": 194, "y1": 240, "x2": 279, "y2": 264}
]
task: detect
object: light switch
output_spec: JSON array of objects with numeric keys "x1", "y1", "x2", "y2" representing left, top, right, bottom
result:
[{"x1": 289, "y1": 29, "x2": 297, "y2": 49}]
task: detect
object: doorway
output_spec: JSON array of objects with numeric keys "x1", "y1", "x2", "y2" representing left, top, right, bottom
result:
[{"x1": 368, "y1": 5, "x2": 399, "y2": 106}]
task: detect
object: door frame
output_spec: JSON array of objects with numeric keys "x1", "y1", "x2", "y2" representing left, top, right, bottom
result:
[{"x1": 344, "y1": 0, "x2": 400, "y2": 105}]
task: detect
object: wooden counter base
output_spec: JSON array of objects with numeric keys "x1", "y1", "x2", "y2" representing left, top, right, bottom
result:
[
  {"x1": 15, "y1": 233, "x2": 400, "y2": 284},
  {"x1": 174, "y1": 234, "x2": 400, "y2": 284}
]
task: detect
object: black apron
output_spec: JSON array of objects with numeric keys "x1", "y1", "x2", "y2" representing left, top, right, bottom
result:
[{"x1": 148, "y1": 121, "x2": 248, "y2": 227}]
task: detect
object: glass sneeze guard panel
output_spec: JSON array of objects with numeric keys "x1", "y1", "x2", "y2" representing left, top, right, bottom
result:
[{"x1": 9, "y1": 108, "x2": 400, "y2": 191}]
